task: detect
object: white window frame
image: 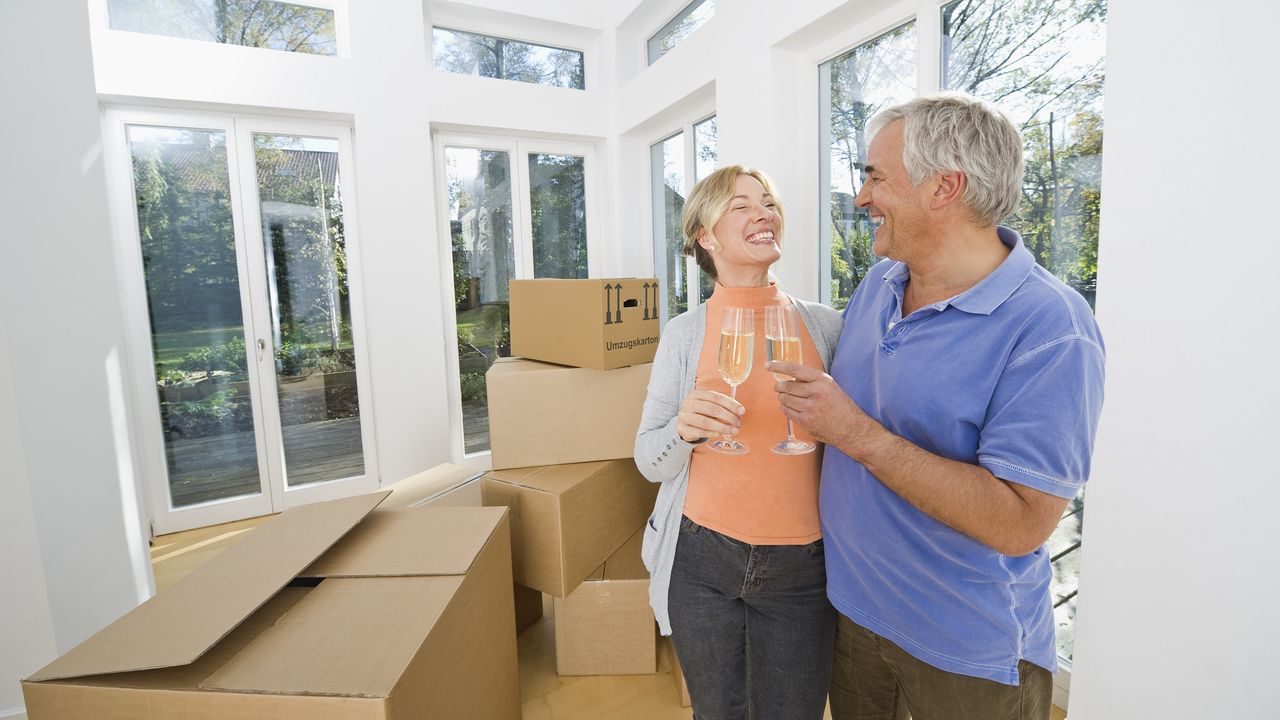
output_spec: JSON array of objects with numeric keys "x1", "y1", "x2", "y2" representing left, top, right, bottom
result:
[
  {"x1": 646, "y1": 0, "x2": 714, "y2": 65},
  {"x1": 650, "y1": 112, "x2": 716, "y2": 325},
  {"x1": 103, "y1": 107, "x2": 377, "y2": 534},
  {"x1": 810, "y1": 0, "x2": 1077, "y2": 704},
  {"x1": 432, "y1": 131, "x2": 601, "y2": 469},
  {"x1": 430, "y1": 26, "x2": 587, "y2": 90},
  {"x1": 89, "y1": 0, "x2": 351, "y2": 58}
]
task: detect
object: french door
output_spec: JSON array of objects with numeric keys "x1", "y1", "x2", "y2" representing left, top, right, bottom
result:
[
  {"x1": 105, "y1": 109, "x2": 377, "y2": 534},
  {"x1": 432, "y1": 132, "x2": 599, "y2": 467}
]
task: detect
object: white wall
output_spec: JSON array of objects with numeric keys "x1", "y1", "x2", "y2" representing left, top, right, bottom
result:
[
  {"x1": 0, "y1": 0, "x2": 153, "y2": 712},
  {"x1": 1067, "y1": 0, "x2": 1280, "y2": 717}
]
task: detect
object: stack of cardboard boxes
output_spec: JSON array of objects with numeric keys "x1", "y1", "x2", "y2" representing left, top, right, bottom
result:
[{"x1": 483, "y1": 278, "x2": 662, "y2": 676}]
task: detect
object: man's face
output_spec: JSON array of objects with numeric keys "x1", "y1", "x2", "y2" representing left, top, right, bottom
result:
[{"x1": 854, "y1": 120, "x2": 931, "y2": 261}]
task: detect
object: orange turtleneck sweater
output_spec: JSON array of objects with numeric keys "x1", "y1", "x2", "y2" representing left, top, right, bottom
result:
[{"x1": 683, "y1": 283, "x2": 825, "y2": 545}]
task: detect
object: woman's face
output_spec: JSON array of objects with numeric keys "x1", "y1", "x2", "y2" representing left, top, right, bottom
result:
[{"x1": 702, "y1": 174, "x2": 781, "y2": 281}]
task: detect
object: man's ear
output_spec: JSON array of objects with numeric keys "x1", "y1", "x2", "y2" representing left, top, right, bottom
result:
[{"x1": 930, "y1": 170, "x2": 966, "y2": 210}]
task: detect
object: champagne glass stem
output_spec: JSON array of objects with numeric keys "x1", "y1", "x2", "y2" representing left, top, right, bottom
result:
[
  {"x1": 724, "y1": 383, "x2": 740, "y2": 442},
  {"x1": 785, "y1": 416, "x2": 798, "y2": 443}
]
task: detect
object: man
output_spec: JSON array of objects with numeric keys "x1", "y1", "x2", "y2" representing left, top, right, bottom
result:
[{"x1": 768, "y1": 93, "x2": 1104, "y2": 720}]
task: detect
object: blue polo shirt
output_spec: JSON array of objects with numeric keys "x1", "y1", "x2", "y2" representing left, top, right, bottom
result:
[{"x1": 821, "y1": 227, "x2": 1105, "y2": 685}]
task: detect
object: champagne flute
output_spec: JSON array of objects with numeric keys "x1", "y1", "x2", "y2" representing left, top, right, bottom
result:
[
  {"x1": 765, "y1": 304, "x2": 815, "y2": 455},
  {"x1": 707, "y1": 306, "x2": 754, "y2": 455}
]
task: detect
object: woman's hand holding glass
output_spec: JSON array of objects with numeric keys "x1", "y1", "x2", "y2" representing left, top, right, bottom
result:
[{"x1": 676, "y1": 389, "x2": 745, "y2": 444}]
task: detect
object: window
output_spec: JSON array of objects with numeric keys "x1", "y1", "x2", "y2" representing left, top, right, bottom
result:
[
  {"x1": 106, "y1": 0, "x2": 337, "y2": 56},
  {"x1": 942, "y1": 0, "x2": 1106, "y2": 665},
  {"x1": 818, "y1": 0, "x2": 1107, "y2": 684},
  {"x1": 647, "y1": 0, "x2": 714, "y2": 65},
  {"x1": 818, "y1": 22, "x2": 917, "y2": 310},
  {"x1": 107, "y1": 110, "x2": 376, "y2": 534},
  {"x1": 433, "y1": 27, "x2": 585, "y2": 90},
  {"x1": 439, "y1": 135, "x2": 598, "y2": 455},
  {"x1": 651, "y1": 115, "x2": 717, "y2": 324}
]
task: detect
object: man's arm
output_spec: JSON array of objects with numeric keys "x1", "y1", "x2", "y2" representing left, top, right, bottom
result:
[{"x1": 768, "y1": 360, "x2": 1068, "y2": 556}]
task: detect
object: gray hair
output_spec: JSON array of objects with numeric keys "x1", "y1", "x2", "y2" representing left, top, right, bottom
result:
[{"x1": 867, "y1": 92, "x2": 1023, "y2": 226}]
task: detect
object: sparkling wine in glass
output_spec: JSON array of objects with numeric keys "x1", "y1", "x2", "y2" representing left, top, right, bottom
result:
[
  {"x1": 765, "y1": 304, "x2": 815, "y2": 455},
  {"x1": 707, "y1": 306, "x2": 754, "y2": 455}
]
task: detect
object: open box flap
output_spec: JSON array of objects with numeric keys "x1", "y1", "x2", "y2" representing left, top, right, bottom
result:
[
  {"x1": 303, "y1": 506, "x2": 506, "y2": 578},
  {"x1": 26, "y1": 491, "x2": 390, "y2": 683}
]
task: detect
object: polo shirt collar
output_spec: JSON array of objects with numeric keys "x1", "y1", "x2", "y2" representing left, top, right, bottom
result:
[{"x1": 880, "y1": 226, "x2": 1034, "y2": 316}]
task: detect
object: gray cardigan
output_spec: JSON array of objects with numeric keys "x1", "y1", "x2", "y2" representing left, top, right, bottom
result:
[{"x1": 634, "y1": 296, "x2": 844, "y2": 635}]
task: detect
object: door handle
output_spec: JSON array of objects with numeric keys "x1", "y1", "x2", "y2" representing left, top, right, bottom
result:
[{"x1": 257, "y1": 338, "x2": 267, "y2": 361}]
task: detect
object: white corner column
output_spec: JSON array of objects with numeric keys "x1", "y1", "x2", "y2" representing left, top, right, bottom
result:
[{"x1": 0, "y1": 0, "x2": 155, "y2": 713}]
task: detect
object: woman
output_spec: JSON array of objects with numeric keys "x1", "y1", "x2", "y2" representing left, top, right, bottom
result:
[{"x1": 636, "y1": 165, "x2": 843, "y2": 718}]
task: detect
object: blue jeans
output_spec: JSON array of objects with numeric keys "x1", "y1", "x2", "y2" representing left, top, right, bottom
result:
[{"x1": 668, "y1": 515, "x2": 836, "y2": 720}]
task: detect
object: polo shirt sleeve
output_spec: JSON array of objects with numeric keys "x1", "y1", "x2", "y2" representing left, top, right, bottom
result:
[{"x1": 977, "y1": 335, "x2": 1105, "y2": 499}]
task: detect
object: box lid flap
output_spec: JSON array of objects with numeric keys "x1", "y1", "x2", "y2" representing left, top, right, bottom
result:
[
  {"x1": 378, "y1": 463, "x2": 480, "y2": 510},
  {"x1": 484, "y1": 461, "x2": 610, "y2": 494},
  {"x1": 302, "y1": 506, "x2": 506, "y2": 577},
  {"x1": 201, "y1": 576, "x2": 460, "y2": 698},
  {"x1": 27, "y1": 491, "x2": 390, "y2": 682}
]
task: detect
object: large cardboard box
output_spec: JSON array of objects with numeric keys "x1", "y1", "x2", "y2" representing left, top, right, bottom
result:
[
  {"x1": 509, "y1": 278, "x2": 660, "y2": 370},
  {"x1": 486, "y1": 357, "x2": 652, "y2": 470},
  {"x1": 22, "y1": 494, "x2": 521, "y2": 720},
  {"x1": 379, "y1": 462, "x2": 482, "y2": 510},
  {"x1": 481, "y1": 460, "x2": 658, "y2": 597},
  {"x1": 554, "y1": 528, "x2": 656, "y2": 676}
]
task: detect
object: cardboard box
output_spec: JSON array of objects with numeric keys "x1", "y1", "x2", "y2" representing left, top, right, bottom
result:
[
  {"x1": 662, "y1": 636, "x2": 693, "y2": 707},
  {"x1": 554, "y1": 527, "x2": 656, "y2": 676},
  {"x1": 481, "y1": 460, "x2": 658, "y2": 597},
  {"x1": 514, "y1": 583, "x2": 545, "y2": 635},
  {"x1": 23, "y1": 494, "x2": 521, "y2": 720},
  {"x1": 510, "y1": 278, "x2": 660, "y2": 370},
  {"x1": 486, "y1": 357, "x2": 652, "y2": 470},
  {"x1": 379, "y1": 463, "x2": 482, "y2": 510},
  {"x1": 381, "y1": 466, "x2": 539, "y2": 635}
]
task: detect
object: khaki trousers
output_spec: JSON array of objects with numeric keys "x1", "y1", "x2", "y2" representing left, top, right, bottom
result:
[{"x1": 829, "y1": 613, "x2": 1052, "y2": 720}]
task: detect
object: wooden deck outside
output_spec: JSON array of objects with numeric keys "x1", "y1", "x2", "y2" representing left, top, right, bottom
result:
[{"x1": 166, "y1": 417, "x2": 365, "y2": 507}]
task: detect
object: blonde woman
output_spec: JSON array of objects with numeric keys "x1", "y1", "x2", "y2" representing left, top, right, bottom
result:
[{"x1": 636, "y1": 165, "x2": 843, "y2": 718}]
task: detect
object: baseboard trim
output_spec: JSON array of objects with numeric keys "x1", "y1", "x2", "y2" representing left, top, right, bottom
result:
[{"x1": 0, "y1": 706, "x2": 28, "y2": 720}]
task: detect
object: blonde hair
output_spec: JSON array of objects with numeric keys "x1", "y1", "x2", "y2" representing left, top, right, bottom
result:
[{"x1": 681, "y1": 165, "x2": 784, "y2": 280}]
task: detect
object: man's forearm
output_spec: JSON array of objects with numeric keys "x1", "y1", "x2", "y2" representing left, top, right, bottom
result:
[{"x1": 835, "y1": 416, "x2": 1062, "y2": 557}]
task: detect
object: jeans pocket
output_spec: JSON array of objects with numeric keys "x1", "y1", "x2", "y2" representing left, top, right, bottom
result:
[{"x1": 805, "y1": 537, "x2": 825, "y2": 557}]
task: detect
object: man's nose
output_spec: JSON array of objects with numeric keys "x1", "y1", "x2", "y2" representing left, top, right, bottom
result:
[{"x1": 854, "y1": 183, "x2": 871, "y2": 208}]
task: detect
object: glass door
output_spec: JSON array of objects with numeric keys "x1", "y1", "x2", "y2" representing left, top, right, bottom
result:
[
  {"x1": 108, "y1": 110, "x2": 376, "y2": 534},
  {"x1": 435, "y1": 133, "x2": 599, "y2": 465}
]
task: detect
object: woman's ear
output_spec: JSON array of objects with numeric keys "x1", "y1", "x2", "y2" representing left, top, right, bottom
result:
[{"x1": 700, "y1": 230, "x2": 717, "y2": 252}]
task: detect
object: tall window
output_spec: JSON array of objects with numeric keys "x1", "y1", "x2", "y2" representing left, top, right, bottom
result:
[
  {"x1": 819, "y1": 23, "x2": 917, "y2": 310},
  {"x1": 651, "y1": 115, "x2": 717, "y2": 324},
  {"x1": 106, "y1": 0, "x2": 337, "y2": 55},
  {"x1": 441, "y1": 136, "x2": 597, "y2": 454},
  {"x1": 647, "y1": 0, "x2": 715, "y2": 65},
  {"x1": 433, "y1": 27, "x2": 585, "y2": 90},
  {"x1": 108, "y1": 111, "x2": 376, "y2": 534},
  {"x1": 942, "y1": 0, "x2": 1106, "y2": 665},
  {"x1": 818, "y1": 0, "x2": 1107, "y2": 678}
]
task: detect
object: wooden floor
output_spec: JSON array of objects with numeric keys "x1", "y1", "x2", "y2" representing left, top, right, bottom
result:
[{"x1": 152, "y1": 516, "x2": 1067, "y2": 720}]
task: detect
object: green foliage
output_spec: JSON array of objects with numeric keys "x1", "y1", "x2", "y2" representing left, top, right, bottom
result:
[
  {"x1": 459, "y1": 373, "x2": 487, "y2": 403},
  {"x1": 528, "y1": 154, "x2": 588, "y2": 279},
  {"x1": 162, "y1": 388, "x2": 252, "y2": 439},
  {"x1": 173, "y1": 337, "x2": 248, "y2": 379}
]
